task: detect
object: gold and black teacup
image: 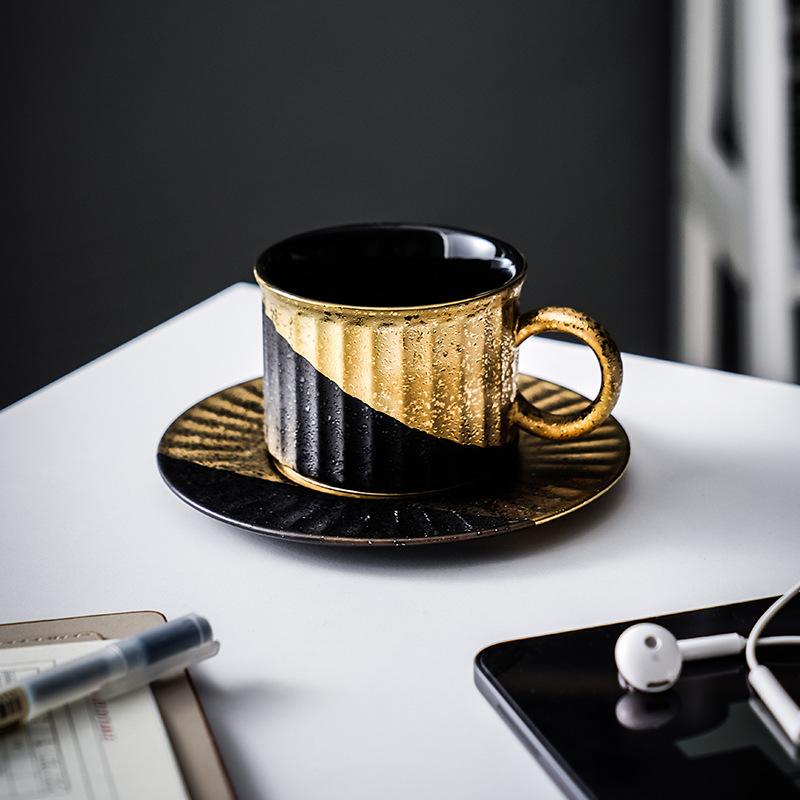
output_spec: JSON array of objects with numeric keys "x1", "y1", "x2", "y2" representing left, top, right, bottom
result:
[{"x1": 254, "y1": 223, "x2": 622, "y2": 497}]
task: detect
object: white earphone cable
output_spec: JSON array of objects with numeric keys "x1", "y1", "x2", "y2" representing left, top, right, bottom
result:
[
  {"x1": 758, "y1": 636, "x2": 800, "y2": 648},
  {"x1": 745, "y1": 579, "x2": 800, "y2": 671}
]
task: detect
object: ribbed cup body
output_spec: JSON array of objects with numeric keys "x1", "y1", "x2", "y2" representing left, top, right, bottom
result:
[{"x1": 259, "y1": 282, "x2": 522, "y2": 495}]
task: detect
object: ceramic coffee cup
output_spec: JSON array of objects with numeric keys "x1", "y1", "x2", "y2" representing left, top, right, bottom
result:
[{"x1": 254, "y1": 223, "x2": 622, "y2": 497}]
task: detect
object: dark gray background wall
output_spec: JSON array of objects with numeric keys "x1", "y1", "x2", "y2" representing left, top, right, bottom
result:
[{"x1": 1, "y1": 0, "x2": 672, "y2": 409}]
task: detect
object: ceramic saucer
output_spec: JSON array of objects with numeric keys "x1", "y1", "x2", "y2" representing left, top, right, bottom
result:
[{"x1": 157, "y1": 375, "x2": 629, "y2": 546}]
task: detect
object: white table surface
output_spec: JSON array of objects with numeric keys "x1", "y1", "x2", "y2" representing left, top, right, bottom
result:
[{"x1": 2, "y1": 283, "x2": 799, "y2": 799}]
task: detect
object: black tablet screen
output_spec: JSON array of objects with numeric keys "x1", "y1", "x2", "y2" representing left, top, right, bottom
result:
[{"x1": 476, "y1": 597, "x2": 800, "y2": 799}]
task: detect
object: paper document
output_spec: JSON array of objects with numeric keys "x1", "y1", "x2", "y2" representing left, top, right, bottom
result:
[{"x1": 0, "y1": 640, "x2": 188, "y2": 800}]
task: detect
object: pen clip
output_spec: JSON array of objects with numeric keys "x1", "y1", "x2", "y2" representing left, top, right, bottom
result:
[{"x1": 97, "y1": 640, "x2": 220, "y2": 700}]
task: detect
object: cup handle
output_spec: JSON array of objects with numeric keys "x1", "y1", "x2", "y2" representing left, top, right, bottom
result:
[{"x1": 510, "y1": 306, "x2": 623, "y2": 439}]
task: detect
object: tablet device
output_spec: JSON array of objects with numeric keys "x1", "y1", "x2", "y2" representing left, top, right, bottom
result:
[{"x1": 475, "y1": 597, "x2": 800, "y2": 799}]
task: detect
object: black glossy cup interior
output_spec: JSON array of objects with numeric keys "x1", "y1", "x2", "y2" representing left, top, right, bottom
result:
[{"x1": 255, "y1": 223, "x2": 525, "y2": 307}]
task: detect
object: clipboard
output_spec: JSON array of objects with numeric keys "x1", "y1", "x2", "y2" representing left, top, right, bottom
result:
[{"x1": 0, "y1": 611, "x2": 235, "y2": 800}]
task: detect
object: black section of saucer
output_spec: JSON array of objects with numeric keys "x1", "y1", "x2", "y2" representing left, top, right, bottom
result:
[
  {"x1": 158, "y1": 455, "x2": 515, "y2": 545},
  {"x1": 262, "y1": 313, "x2": 514, "y2": 494}
]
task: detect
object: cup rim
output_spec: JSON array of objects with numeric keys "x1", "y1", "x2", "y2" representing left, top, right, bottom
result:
[{"x1": 253, "y1": 222, "x2": 527, "y2": 312}]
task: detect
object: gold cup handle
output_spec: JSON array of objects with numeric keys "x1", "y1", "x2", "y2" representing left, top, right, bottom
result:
[{"x1": 510, "y1": 306, "x2": 623, "y2": 440}]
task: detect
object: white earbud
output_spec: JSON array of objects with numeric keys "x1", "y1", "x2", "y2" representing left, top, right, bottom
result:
[
  {"x1": 614, "y1": 623, "x2": 684, "y2": 693},
  {"x1": 614, "y1": 623, "x2": 746, "y2": 693},
  {"x1": 613, "y1": 578, "x2": 800, "y2": 749}
]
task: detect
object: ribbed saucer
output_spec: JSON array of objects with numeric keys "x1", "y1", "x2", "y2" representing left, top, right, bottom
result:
[{"x1": 157, "y1": 375, "x2": 629, "y2": 546}]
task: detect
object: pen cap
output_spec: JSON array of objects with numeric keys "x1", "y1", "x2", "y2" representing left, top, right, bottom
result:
[{"x1": 117, "y1": 614, "x2": 213, "y2": 670}]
